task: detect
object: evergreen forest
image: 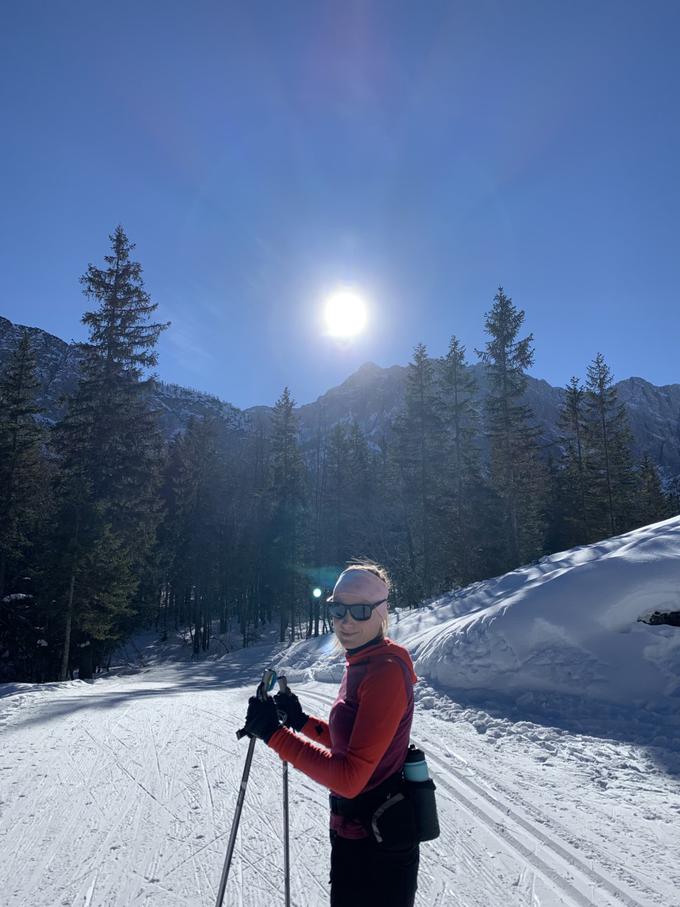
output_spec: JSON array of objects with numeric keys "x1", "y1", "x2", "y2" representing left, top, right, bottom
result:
[{"x1": 0, "y1": 228, "x2": 674, "y2": 682}]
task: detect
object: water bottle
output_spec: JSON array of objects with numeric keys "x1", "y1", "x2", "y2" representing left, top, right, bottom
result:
[
  {"x1": 403, "y1": 744, "x2": 440, "y2": 842},
  {"x1": 404, "y1": 744, "x2": 429, "y2": 782}
]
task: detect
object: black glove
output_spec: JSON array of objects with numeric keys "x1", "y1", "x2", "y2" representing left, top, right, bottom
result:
[
  {"x1": 274, "y1": 690, "x2": 308, "y2": 732},
  {"x1": 243, "y1": 695, "x2": 281, "y2": 743}
]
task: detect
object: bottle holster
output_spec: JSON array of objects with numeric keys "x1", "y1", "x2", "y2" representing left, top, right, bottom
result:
[{"x1": 329, "y1": 763, "x2": 440, "y2": 846}]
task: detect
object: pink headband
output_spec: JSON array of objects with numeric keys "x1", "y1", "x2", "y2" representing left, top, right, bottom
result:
[{"x1": 328, "y1": 569, "x2": 389, "y2": 620}]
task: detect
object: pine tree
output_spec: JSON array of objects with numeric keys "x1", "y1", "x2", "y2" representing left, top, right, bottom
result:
[
  {"x1": 556, "y1": 376, "x2": 590, "y2": 545},
  {"x1": 51, "y1": 226, "x2": 168, "y2": 680},
  {"x1": 0, "y1": 332, "x2": 45, "y2": 600},
  {"x1": 476, "y1": 287, "x2": 545, "y2": 568},
  {"x1": 635, "y1": 453, "x2": 668, "y2": 527},
  {"x1": 322, "y1": 423, "x2": 353, "y2": 564},
  {"x1": 583, "y1": 353, "x2": 636, "y2": 539},
  {"x1": 314, "y1": 419, "x2": 382, "y2": 579},
  {"x1": 0, "y1": 332, "x2": 51, "y2": 680},
  {"x1": 158, "y1": 414, "x2": 233, "y2": 654},
  {"x1": 666, "y1": 475, "x2": 680, "y2": 518},
  {"x1": 267, "y1": 388, "x2": 306, "y2": 641},
  {"x1": 440, "y1": 335, "x2": 484, "y2": 585},
  {"x1": 393, "y1": 343, "x2": 446, "y2": 600},
  {"x1": 345, "y1": 420, "x2": 379, "y2": 557},
  {"x1": 241, "y1": 410, "x2": 275, "y2": 642}
]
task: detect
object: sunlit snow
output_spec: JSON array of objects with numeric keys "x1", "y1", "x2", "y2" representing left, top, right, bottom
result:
[{"x1": 1, "y1": 519, "x2": 679, "y2": 905}]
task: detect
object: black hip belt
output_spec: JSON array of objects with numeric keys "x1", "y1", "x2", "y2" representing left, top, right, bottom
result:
[
  {"x1": 330, "y1": 750, "x2": 441, "y2": 846},
  {"x1": 329, "y1": 770, "x2": 403, "y2": 819}
]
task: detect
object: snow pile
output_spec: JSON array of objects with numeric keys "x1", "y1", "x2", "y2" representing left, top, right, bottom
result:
[{"x1": 281, "y1": 517, "x2": 680, "y2": 712}]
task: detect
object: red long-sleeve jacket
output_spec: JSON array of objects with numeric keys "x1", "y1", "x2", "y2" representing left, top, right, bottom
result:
[{"x1": 268, "y1": 636, "x2": 417, "y2": 838}]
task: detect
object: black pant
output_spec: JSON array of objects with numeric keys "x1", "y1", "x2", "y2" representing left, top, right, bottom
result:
[{"x1": 329, "y1": 831, "x2": 420, "y2": 907}]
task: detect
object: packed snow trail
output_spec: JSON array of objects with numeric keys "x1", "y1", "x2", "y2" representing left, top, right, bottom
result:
[
  {"x1": 2, "y1": 663, "x2": 679, "y2": 906},
  {"x1": 303, "y1": 685, "x2": 668, "y2": 907},
  {"x1": 4, "y1": 520, "x2": 680, "y2": 904}
]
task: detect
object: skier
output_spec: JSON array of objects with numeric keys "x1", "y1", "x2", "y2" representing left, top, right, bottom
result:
[{"x1": 242, "y1": 562, "x2": 420, "y2": 906}]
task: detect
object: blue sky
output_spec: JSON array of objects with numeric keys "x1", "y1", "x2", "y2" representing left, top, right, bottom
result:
[{"x1": 1, "y1": 1, "x2": 679, "y2": 409}]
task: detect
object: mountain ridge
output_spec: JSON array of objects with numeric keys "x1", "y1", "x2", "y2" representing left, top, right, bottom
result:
[{"x1": 2, "y1": 314, "x2": 680, "y2": 476}]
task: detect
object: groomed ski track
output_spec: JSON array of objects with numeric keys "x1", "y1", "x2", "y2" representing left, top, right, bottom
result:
[
  {"x1": 302, "y1": 687, "x2": 658, "y2": 907},
  {"x1": 1, "y1": 669, "x2": 678, "y2": 906}
]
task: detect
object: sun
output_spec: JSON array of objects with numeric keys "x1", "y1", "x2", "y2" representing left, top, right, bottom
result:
[{"x1": 324, "y1": 289, "x2": 367, "y2": 338}]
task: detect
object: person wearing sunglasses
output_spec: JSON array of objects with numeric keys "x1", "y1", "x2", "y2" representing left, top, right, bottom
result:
[{"x1": 241, "y1": 562, "x2": 419, "y2": 906}]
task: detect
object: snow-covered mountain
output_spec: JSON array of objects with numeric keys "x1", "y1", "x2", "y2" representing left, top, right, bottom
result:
[
  {"x1": 1, "y1": 518, "x2": 679, "y2": 905},
  {"x1": 3, "y1": 314, "x2": 680, "y2": 476}
]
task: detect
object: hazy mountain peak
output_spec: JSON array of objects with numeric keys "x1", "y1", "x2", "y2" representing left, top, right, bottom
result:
[{"x1": 2, "y1": 314, "x2": 680, "y2": 476}]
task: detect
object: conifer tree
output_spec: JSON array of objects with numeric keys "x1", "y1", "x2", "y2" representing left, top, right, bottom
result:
[
  {"x1": 158, "y1": 415, "x2": 232, "y2": 653},
  {"x1": 665, "y1": 475, "x2": 680, "y2": 518},
  {"x1": 556, "y1": 376, "x2": 590, "y2": 545},
  {"x1": 315, "y1": 420, "x2": 381, "y2": 577},
  {"x1": 583, "y1": 353, "x2": 636, "y2": 538},
  {"x1": 240, "y1": 410, "x2": 275, "y2": 641},
  {"x1": 357, "y1": 428, "x2": 412, "y2": 607},
  {"x1": 440, "y1": 335, "x2": 484, "y2": 584},
  {"x1": 476, "y1": 287, "x2": 544, "y2": 568},
  {"x1": 322, "y1": 423, "x2": 353, "y2": 564},
  {"x1": 0, "y1": 332, "x2": 50, "y2": 679},
  {"x1": 345, "y1": 420, "x2": 379, "y2": 556},
  {"x1": 635, "y1": 453, "x2": 668, "y2": 527},
  {"x1": 0, "y1": 332, "x2": 45, "y2": 600},
  {"x1": 393, "y1": 343, "x2": 446, "y2": 600},
  {"x1": 267, "y1": 388, "x2": 306, "y2": 640},
  {"x1": 543, "y1": 454, "x2": 571, "y2": 553},
  {"x1": 51, "y1": 226, "x2": 168, "y2": 679}
]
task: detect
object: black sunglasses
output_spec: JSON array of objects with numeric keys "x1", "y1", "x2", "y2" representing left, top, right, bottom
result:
[{"x1": 328, "y1": 599, "x2": 387, "y2": 622}]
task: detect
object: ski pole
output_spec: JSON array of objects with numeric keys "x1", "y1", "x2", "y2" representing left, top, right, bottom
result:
[
  {"x1": 277, "y1": 676, "x2": 291, "y2": 907},
  {"x1": 215, "y1": 668, "x2": 277, "y2": 907}
]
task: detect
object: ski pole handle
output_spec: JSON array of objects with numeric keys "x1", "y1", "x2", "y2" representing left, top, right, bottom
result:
[
  {"x1": 276, "y1": 675, "x2": 290, "y2": 725},
  {"x1": 236, "y1": 668, "x2": 278, "y2": 740}
]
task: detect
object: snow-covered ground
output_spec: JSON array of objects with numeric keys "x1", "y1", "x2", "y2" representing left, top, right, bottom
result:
[{"x1": 2, "y1": 519, "x2": 680, "y2": 906}]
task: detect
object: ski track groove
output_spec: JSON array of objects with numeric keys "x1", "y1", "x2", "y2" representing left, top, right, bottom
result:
[
  {"x1": 427, "y1": 751, "x2": 613, "y2": 907},
  {"x1": 150, "y1": 720, "x2": 164, "y2": 799},
  {"x1": 83, "y1": 726, "x2": 183, "y2": 825},
  {"x1": 463, "y1": 749, "x2": 665, "y2": 900},
  {"x1": 129, "y1": 865, "x2": 187, "y2": 905},
  {"x1": 200, "y1": 754, "x2": 217, "y2": 833},
  {"x1": 164, "y1": 830, "x2": 230, "y2": 877},
  {"x1": 65, "y1": 744, "x2": 108, "y2": 822},
  {"x1": 83, "y1": 868, "x2": 99, "y2": 907},
  {"x1": 5, "y1": 674, "x2": 675, "y2": 906},
  {"x1": 436, "y1": 747, "x2": 663, "y2": 905},
  {"x1": 302, "y1": 686, "x2": 650, "y2": 907}
]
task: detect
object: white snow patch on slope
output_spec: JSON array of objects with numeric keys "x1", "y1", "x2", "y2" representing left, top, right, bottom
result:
[{"x1": 279, "y1": 516, "x2": 680, "y2": 712}]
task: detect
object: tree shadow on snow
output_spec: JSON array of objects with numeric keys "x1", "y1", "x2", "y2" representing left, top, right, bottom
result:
[{"x1": 0, "y1": 659, "x2": 271, "y2": 732}]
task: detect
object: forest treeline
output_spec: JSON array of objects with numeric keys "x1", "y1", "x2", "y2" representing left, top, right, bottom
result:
[{"x1": 0, "y1": 228, "x2": 676, "y2": 682}]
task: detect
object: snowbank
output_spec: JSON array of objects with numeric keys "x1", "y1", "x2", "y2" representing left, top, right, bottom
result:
[
  {"x1": 392, "y1": 517, "x2": 680, "y2": 710},
  {"x1": 279, "y1": 517, "x2": 680, "y2": 713}
]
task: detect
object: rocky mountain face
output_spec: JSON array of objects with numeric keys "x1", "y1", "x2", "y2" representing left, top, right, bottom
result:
[
  {"x1": 294, "y1": 359, "x2": 680, "y2": 477},
  {"x1": 0, "y1": 316, "x2": 242, "y2": 436},
  {"x1": 2, "y1": 315, "x2": 679, "y2": 477},
  {"x1": 0, "y1": 316, "x2": 82, "y2": 422}
]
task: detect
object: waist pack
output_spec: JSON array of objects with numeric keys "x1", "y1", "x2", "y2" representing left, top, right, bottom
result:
[{"x1": 329, "y1": 759, "x2": 440, "y2": 847}]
